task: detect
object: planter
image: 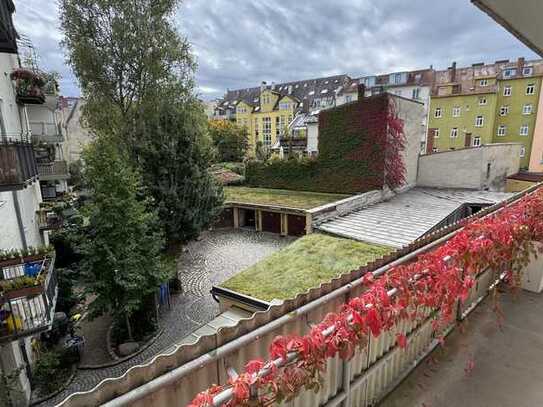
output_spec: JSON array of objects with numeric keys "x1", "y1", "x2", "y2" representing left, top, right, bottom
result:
[
  {"x1": 521, "y1": 242, "x2": 543, "y2": 293},
  {"x1": 4, "y1": 284, "x2": 44, "y2": 300},
  {"x1": 0, "y1": 258, "x2": 23, "y2": 267},
  {"x1": 23, "y1": 254, "x2": 48, "y2": 263}
]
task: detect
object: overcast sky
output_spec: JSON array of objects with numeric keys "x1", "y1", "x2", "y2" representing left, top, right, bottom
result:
[{"x1": 14, "y1": 0, "x2": 538, "y2": 100}]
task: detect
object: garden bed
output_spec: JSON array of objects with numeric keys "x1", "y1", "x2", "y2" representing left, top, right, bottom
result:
[
  {"x1": 224, "y1": 186, "x2": 349, "y2": 210},
  {"x1": 219, "y1": 234, "x2": 391, "y2": 301}
]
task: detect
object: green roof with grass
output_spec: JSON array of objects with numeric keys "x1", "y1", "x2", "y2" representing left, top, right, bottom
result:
[
  {"x1": 220, "y1": 234, "x2": 392, "y2": 301},
  {"x1": 224, "y1": 186, "x2": 349, "y2": 210}
]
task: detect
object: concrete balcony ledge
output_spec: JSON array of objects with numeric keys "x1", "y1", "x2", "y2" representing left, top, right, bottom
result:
[{"x1": 37, "y1": 160, "x2": 69, "y2": 181}]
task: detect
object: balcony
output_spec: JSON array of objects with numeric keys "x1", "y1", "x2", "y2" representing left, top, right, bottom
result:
[
  {"x1": 0, "y1": 138, "x2": 38, "y2": 191},
  {"x1": 30, "y1": 121, "x2": 64, "y2": 144},
  {"x1": 36, "y1": 207, "x2": 62, "y2": 231},
  {"x1": 0, "y1": 254, "x2": 57, "y2": 343},
  {"x1": 37, "y1": 160, "x2": 69, "y2": 181}
]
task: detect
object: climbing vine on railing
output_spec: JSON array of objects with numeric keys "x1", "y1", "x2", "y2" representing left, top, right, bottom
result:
[{"x1": 189, "y1": 188, "x2": 543, "y2": 407}]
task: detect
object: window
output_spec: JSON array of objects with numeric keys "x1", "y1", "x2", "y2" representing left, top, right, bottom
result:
[
  {"x1": 262, "y1": 117, "x2": 272, "y2": 146},
  {"x1": 434, "y1": 107, "x2": 442, "y2": 118},
  {"x1": 479, "y1": 97, "x2": 487, "y2": 105},
  {"x1": 275, "y1": 116, "x2": 281, "y2": 137},
  {"x1": 412, "y1": 88, "x2": 420, "y2": 100},
  {"x1": 520, "y1": 146, "x2": 526, "y2": 157},
  {"x1": 523, "y1": 66, "x2": 534, "y2": 76},
  {"x1": 394, "y1": 73, "x2": 402, "y2": 84},
  {"x1": 475, "y1": 115, "x2": 484, "y2": 127},
  {"x1": 279, "y1": 102, "x2": 290, "y2": 110},
  {"x1": 345, "y1": 95, "x2": 353, "y2": 103},
  {"x1": 499, "y1": 105, "x2": 509, "y2": 116},
  {"x1": 503, "y1": 85, "x2": 512, "y2": 96},
  {"x1": 450, "y1": 128, "x2": 458, "y2": 138},
  {"x1": 472, "y1": 136, "x2": 481, "y2": 147},
  {"x1": 479, "y1": 79, "x2": 488, "y2": 87},
  {"x1": 237, "y1": 106, "x2": 246, "y2": 114},
  {"x1": 254, "y1": 118, "x2": 259, "y2": 137},
  {"x1": 520, "y1": 124, "x2": 529, "y2": 136},
  {"x1": 452, "y1": 106, "x2": 461, "y2": 117},
  {"x1": 434, "y1": 128, "x2": 440, "y2": 138},
  {"x1": 526, "y1": 83, "x2": 535, "y2": 95},
  {"x1": 503, "y1": 68, "x2": 517, "y2": 78},
  {"x1": 497, "y1": 125, "x2": 507, "y2": 136},
  {"x1": 262, "y1": 95, "x2": 271, "y2": 104},
  {"x1": 523, "y1": 104, "x2": 533, "y2": 115}
]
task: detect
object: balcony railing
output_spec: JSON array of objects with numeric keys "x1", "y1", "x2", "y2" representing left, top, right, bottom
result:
[
  {"x1": 36, "y1": 208, "x2": 63, "y2": 231},
  {"x1": 0, "y1": 138, "x2": 38, "y2": 191},
  {"x1": 0, "y1": 255, "x2": 57, "y2": 343},
  {"x1": 30, "y1": 121, "x2": 64, "y2": 143},
  {"x1": 37, "y1": 160, "x2": 69, "y2": 181}
]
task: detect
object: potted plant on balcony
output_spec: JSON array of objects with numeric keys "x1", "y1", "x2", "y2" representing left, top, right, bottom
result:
[
  {"x1": 10, "y1": 68, "x2": 46, "y2": 105},
  {"x1": 0, "y1": 249, "x2": 23, "y2": 267},
  {"x1": 0, "y1": 274, "x2": 45, "y2": 300}
]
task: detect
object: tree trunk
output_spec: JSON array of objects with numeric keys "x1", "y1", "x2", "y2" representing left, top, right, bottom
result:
[{"x1": 125, "y1": 313, "x2": 133, "y2": 341}]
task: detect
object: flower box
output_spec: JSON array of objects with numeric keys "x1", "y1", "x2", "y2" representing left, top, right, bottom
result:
[{"x1": 3, "y1": 284, "x2": 44, "y2": 300}]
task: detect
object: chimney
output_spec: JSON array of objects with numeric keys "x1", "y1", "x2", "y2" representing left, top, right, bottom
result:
[
  {"x1": 288, "y1": 85, "x2": 293, "y2": 94},
  {"x1": 271, "y1": 81, "x2": 276, "y2": 90},
  {"x1": 260, "y1": 81, "x2": 267, "y2": 92},
  {"x1": 517, "y1": 57, "x2": 526, "y2": 73},
  {"x1": 449, "y1": 62, "x2": 457, "y2": 83}
]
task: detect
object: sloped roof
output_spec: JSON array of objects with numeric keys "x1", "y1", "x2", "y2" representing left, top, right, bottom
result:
[
  {"x1": 222, "y1": 74, "x2": 353, "y2": 113},
  {"x1": 317, "y1": 188, "x2": 514, "y2": 248}
]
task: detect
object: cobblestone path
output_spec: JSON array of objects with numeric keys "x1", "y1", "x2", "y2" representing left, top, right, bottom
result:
[{"x1": 44, "y1": 229, "x2": 294, "y2": 406}]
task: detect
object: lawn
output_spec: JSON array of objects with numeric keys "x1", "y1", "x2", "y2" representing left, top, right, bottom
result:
[
  {"x1": 224, "y1": 186, "x2": 349, "y2": 209},
  {"x1": 219, "y1": 234, "x2": 392, "y2": 301}
]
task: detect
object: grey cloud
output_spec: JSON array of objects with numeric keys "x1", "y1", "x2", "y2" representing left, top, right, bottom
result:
[{"x1": 13, "y1": 0, "x2": 538, "y2": 99}]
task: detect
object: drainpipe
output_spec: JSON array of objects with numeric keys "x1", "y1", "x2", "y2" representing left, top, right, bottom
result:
[{"x1": 12, "y1": 190, "x2": 28, "y2": 250}]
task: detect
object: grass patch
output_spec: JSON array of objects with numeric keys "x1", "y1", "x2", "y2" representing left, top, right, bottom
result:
[
  {"x1": 224, "y1": 186, "x2": 349, "y2": 209},
  {"x1": 220, "y1": 234, "x2": 392, "y2": 301}
]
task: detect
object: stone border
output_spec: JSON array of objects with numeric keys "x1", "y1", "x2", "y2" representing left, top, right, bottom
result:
[
  {"x1": 78, "y1": 327, "x2": 164, "y2": 370},
  {"x1": 30, "y1": 365, "x2": 77, "y2": 406}
]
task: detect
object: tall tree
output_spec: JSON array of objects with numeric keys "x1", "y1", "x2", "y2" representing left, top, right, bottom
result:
[
  {"x1": 60, "y1": 0, "x2": 223, "y2": 242},
  {"x1": 209, "y1": 120, "x2": 249, "y2": 162},
  {"x1": 80, "y1": 138, "x2": 170, "y2": 338}
]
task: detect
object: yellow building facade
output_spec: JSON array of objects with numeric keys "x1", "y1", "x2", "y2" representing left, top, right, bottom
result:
[{"x1": 235, "y1": 88, "x2": 298, "y2": 154}]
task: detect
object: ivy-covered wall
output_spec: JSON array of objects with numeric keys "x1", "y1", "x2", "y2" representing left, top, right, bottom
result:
[{"x1": 246, "y1": 94, "x2": 401, "y2": 194}]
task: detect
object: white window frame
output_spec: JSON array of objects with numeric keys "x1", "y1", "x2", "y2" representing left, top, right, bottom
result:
[
  {"x1": 472, "y1": 136, "x2": 481, "y2": 147},
  {"x1": 523, "y1": 104, "x2": 533, "y2": 115},
  {"x1": 499, "y1": 105, "x2": 509, "y2": 116},
  {"x1": 434, "y1": 107, "x2": 442, "y2": 118},
  {"x1": 262, "y1": 117, "x2": 272, "y2": 146},
  {"x1": 526, "y1": 83, "x2": 535, "y2": 95},
  {"x1": 450, "y1": 127, "x2": 458, "y2": 138},
  {"x1": 497, "y1": 125, "x2": 507, "y2": 137},
  {"x1": 520, "y1": 124, "x2": 529, "y2": 136},
  {"x1": 475, "y1": 115, "x2": 484, "y2": 127},
  {"x1": 434, "y1": 128, "x2": 440, "y2": 138},
  {"x1": 520, "y1": 146, "x2": 526, "y2": 158},
  {"x1": 452, "y1": 106, "x2": 461, "y2": 117},
  {"x1": 412, "y1": 88, "x2": 420, "y2": 100},
  {"x1": 523, "y1": 67, "x2": 534, "y2": 76},
  {"x1": 503, "y1": 85, "x2": 512, "y2": 96},
  {"x1": 479, "y1": 79, "x2": 488, "y2": 87},
  {"x1": 478, "y1": 97, "x2": 487, "y2": 105}
]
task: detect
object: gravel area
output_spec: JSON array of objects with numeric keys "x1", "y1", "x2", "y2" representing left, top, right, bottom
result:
[{"x1": 44, "y1": 228, "x2": 294, "y2": 406}]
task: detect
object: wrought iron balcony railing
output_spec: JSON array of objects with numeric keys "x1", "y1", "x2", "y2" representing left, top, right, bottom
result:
[
  {"x1": 30, "y1": 121, "x2": 64, "y2": 143},
  {"x1": 0, "y1": 255, "x2": 58, "y2": 343},
  {"x1": 0, "y1": 138, "x2": 38, "y2": 191},
  {"x1": 37, "y1": 160, "x2": 69, "y2": 181}
]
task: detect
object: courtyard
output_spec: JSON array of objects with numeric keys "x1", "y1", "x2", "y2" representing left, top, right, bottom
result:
[{"x1": 40, "y1": 228, "x2": 294, "y2": 406}]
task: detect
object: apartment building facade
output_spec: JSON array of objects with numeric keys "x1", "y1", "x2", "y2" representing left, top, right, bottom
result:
[
  {"x1": 0, "y1": 2, "x2": 59, "y2": 405},
  {"x1": 213, "y1": 75, "x2": 363, "y2": 154},
  {"x1": 427, "y1": 58, "x2": 543, "y2": 168}
]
